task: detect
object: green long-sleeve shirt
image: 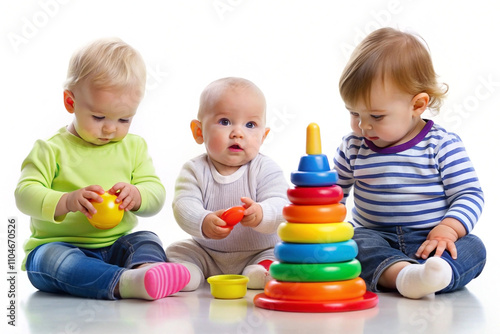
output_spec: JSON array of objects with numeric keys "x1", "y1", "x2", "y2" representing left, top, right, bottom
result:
[{"x1": 15, "y1": 127, "x2": 166, "y2": 269}]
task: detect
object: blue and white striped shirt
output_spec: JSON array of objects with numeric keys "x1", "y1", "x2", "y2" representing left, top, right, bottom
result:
[{"x1": 333, "y1": 120, "x2": 483, "y2": 233}]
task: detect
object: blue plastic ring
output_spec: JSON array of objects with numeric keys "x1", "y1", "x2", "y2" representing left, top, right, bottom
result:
[
  {"x1": 274, "y1": 240, "x2": 358, "y2": 264},
  {"x1": 290, "y1": 170, "x2": 338, "y2": 187}
]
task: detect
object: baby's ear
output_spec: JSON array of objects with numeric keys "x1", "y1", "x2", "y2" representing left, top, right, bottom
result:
[
  {"x1": 64, "y1": 90, "x2": 75, "y2": 113},
  {"x1": 412, "y1": 92, "x2": 429, "y2": 115},
  {"x1": 190, "y1": 120, "x2": 204, "y2": 144},
  {"x1": 261, "y1": 127, "x2": 270, "y2": 143}
]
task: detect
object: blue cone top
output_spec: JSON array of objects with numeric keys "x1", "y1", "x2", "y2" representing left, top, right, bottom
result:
[
  {"x1": 291, "y1": 153, "x2": 338, "y2": 187},
  {"x1": 297, "y1": 154, "x2": 330, "y2": 172}
]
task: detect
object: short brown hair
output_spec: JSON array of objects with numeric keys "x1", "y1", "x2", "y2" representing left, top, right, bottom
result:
[{"x1": 339, "y1": 27, "x2": 447, "y2": 112}]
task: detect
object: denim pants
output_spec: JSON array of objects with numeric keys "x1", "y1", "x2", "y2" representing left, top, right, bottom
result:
[
  {"x1": 26, "y1": 231, "x2": 167, "y2": 300},
  {"x1": 353, "y1": 226, "x2": 486, "y2": 293}
]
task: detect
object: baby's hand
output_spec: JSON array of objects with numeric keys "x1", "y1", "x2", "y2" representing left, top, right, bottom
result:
[
  {"x1": 108, "y1": 183, "x2": 141, "y2": 211},
  {"x1": 240, "y1": 197, "x2": 263, "y2": 228},
  {"x1": 416, "y1": 224, "x2": 459, "y2": 260},
  {"x1": 202, "y1": 211, "x2": 232, "y2": 240},
  {"x1": 58, "y1": 185, "x2": 105, "y2": 219}
]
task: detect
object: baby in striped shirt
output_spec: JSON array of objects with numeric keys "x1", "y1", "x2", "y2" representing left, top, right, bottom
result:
[{"x1": 334, "y1": 27, "x2": 486, "y2": 299}]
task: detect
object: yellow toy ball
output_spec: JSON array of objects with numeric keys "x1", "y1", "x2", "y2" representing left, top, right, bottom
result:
[{"x1": 88, "y1": 192, "x2": 124, "y2": 229}]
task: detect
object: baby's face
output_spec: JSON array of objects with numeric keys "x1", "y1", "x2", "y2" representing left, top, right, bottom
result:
[
  {"x1": 346, "y1": 78, "x2": 424, "y2": 148},
  {"x1": 200, "y1": 87, "x2": 268, "y2": 175},
  {"x1": 68, "y1": 83, "x2": 141, "y2": 145}
]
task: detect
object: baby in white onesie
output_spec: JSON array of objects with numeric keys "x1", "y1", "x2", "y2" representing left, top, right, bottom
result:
[{"x1": 166, "y1": 77, "x2": 289, "y2": 290}]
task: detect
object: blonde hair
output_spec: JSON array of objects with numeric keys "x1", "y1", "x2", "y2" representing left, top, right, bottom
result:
[
  {"x1": 198, "y1": 77, "x2": 266, "y2": 120},
  {"x1": 339, "y1": 27, "x2": 448, "y2": 112},
  {"x1": 64, "y1": 38, "x2": 146, "y2": 97}
]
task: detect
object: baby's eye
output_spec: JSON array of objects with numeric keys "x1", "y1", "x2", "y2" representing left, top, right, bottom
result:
[
  {"x1": 371, "y1": 115, "x2": 384, "y2": 120},
  {"x1": 119, "y1": 119, "x2": 130, "y2": 124},
  {"x1": 92, "y1": 116, "x2": 105, "y2": 121},
  {"x1": 218, "y1": 118, "x2": 231, "y2": 126},
  {"x1": 246, "y1": 122, "x2": 257, "y2": 129},
  {"x1": 349, "y1": 111, "x2": 359, "y2": 117}
]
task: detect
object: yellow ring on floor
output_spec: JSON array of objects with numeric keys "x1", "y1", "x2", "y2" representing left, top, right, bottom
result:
[{"x1": 277, "y1": 222, "x2": 354, "y2": 243}]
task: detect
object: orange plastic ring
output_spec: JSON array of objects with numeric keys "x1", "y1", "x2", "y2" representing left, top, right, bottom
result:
[
  {"x1": 278, "y1": 222, "x2": 354, "y2": 244},
  {"x1": 283, "y1": 203, "x2": 346, "y2": 223},
  {"x1": 264, "y1": 278, "x2": 366, "y2": 301}
]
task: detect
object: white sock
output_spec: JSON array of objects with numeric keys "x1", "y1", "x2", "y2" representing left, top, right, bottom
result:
[
  {"x1": 178, "y1": 262, "x2": 204, "y2": 292},
  {"x1": 396, "y1": 257, "x2": 452, "y2": 299},
  {"x1": 242, "y1": 264, "x2": 272, "y2": 289},
  {"x1": 118, "y1": 262, "x2": 190, "y2": 300}
]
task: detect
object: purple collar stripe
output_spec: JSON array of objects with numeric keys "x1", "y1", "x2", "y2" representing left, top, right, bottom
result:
[{"x1": 365, "y1": 120, "x2": 434, "y2": 154}]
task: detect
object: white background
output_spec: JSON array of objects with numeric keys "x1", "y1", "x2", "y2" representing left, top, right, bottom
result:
[{"x1": 1, "y1": 0, "x2": 499, "y2": 324}]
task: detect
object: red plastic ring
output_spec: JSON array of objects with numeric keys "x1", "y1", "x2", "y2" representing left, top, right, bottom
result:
[
  {"x1": 287, "y1": 186, "x2": 343, "y2": 205},
  {"x1": 253, "y1": 291, "x2": 378, "y2": 313}
]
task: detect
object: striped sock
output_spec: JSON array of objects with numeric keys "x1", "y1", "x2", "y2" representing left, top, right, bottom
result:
[{"x1": 119, "y1": 263, "x2": 190, "y2": 300}]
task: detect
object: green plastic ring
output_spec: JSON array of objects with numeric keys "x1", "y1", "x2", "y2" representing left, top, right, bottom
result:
[{"x1": 269, "y1": 259, "x2": 361, "y2": 282}]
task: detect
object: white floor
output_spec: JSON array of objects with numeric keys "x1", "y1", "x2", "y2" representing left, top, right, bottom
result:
[{"x1": 10, "y1": 263, "x2": 498, "y2": 334}]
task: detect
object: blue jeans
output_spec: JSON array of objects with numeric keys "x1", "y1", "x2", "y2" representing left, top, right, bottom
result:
[
  {"x1": 353, "y1": 226, "x2": 486, "y2": 293},
  {"x1": 26, "y1": 231, "x2": 167, "y2": 300}
]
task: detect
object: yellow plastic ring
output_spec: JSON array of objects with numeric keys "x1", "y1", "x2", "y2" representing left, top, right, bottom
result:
[
  {"x1": 277, "y1": 222, "x2": 354, "y2": 244},
  {"x1": 264, "y1": 277, "x2": 366, "y2": 301},
  {"x1": 283, "y1": 203, "x2": 346, "y2": 224}
]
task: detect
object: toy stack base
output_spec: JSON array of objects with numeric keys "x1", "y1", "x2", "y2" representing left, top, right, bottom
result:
[
  {"x1": 254, "y1": 275, "x2": 378, "y2": 312},
  {"x1": 253, "y1": 291, "x2": 378, "y2": 313}
]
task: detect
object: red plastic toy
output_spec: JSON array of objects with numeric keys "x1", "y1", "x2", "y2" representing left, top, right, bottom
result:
[{"x1": 220, "y1": 206, "x2": 245, "y2": 227}]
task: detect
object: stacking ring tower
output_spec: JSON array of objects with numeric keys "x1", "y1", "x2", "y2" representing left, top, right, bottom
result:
[{"x1": 254, "y1": 123, "x2": 378, "y2": 312}]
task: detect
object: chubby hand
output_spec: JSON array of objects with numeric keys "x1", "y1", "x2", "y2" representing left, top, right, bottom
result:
[
  {"x1": 108, "y1": 183, "x2": 142, "y2": 212},
  {"x1": 57, "y1": 185, "x2": 105, "y2": 219},
  {"x1": 240, "y1": 197, "x2": 263, "y2": 228},
  {"x1": 416, "y1": 224, "x2": 460, "y2": 260},
  {"x1": 202, "y1": 211, "x2": 232, "y2": 240}
]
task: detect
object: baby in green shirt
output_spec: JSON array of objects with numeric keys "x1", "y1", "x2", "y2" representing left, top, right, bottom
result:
[{"x1": 15, "y1": 38, "x2": 189, "y2": 300}]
